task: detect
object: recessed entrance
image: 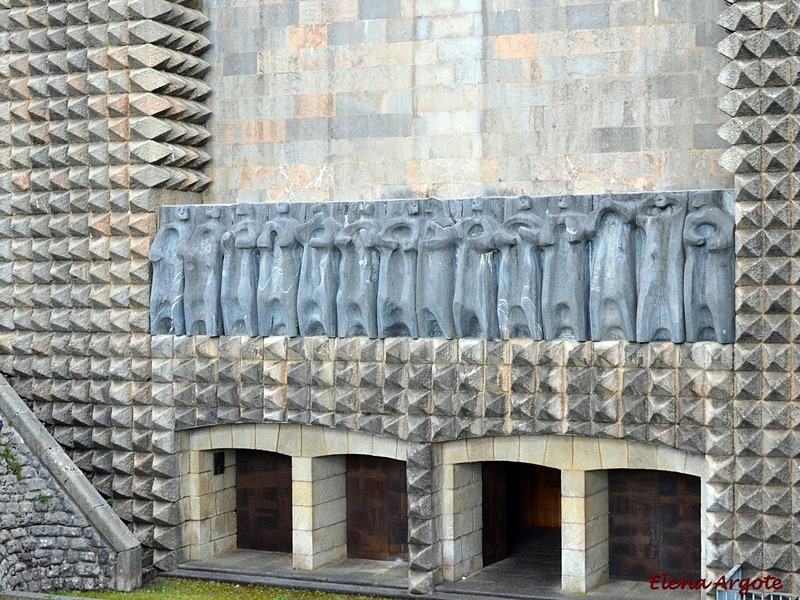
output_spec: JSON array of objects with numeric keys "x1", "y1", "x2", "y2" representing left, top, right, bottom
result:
[
  {"x1": 482, "y1": 463, "x2": 561, "y2": 573},
  {"x1": 346, "y1": 455, "x2": 408, "y2": 561},
  {"x1": 609, "y1": 470, "x2": 701, "y2": 581},
  {"x1": 236, "y1": 450, "x2": 293, "y2": 552}
]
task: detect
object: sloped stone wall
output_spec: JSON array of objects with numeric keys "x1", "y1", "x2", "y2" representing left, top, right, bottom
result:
[{"x1": 0, "y1": 418, "x2": 114, "y2": 592}]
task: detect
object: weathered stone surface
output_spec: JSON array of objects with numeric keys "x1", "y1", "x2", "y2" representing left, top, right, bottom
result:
[
  {"x1": 150, "y1": 194, "x2": 734, "y2": 343},
  {"x1": 0, "y1": 418, "x2": 117, "y2": 592}
]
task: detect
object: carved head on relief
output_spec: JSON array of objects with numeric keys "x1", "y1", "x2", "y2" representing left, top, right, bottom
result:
[
  {"x1": 175, "y1": 205, "x2": 191, "y2": 221},
  {"x1": 470, "y1": 198, "x2": 484, "y2": 214},
  {"x1": 407, "y1": 199, "x2": 420, "y2": 216},
  {"x1": 557, "y1": 195, "x2": 572, "y2": 210},
  {"x1": 357, "y1": 201, "x2": 374, "y2": 218},
  {"x1": 235, "y1": 203, "x2": 254, "y2": 217},
  {"x1": 595, "y1": 194, "x2": 614, "y2": 211},
  {"x1": 516, "y1": 196, "x2": 532, "y2": 212},
  {"x1": 641, "y1": 193, "x2": 683, "y2": 218},
  {"x1": 205, "y1": 205, "x2": 221, "y2": 220},
  {"x1": 546, "y1": 195, "x2": 574, "y2": 215},
  {"x1": 276, "y1": 202, "x2": 290, "y2": 215},
  {"x1": 423, "y1": 198, "x2": 443, "y2": 216}
]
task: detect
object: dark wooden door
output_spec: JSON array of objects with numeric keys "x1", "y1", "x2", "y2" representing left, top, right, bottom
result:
[
  {"x1": 236, "y1": 450, "x2": 293, "y2": 552},
  {"x1": 346, "y1": 455, "x2": 408, "y2": 560},
  {"x1": 482, "y1": 462, "x2": 508, "y2": 566},
  {"x1": 609, "y1": 470, "x2": 701, "y2": 581},
  {"x1": 508, "y1": 464, "x2": 561, "y2": 528}
]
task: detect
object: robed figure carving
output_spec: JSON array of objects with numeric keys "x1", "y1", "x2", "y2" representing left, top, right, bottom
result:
[
  {"x1": 636, "y1": 193, "x2": 687, "y2": 343},
  {"x1": 221, "y1": 204, "x2": 259, "y2": 336},
  {"x1": 375, "y1": 201, "x2": 421, "y2": 338},
  {"x1": 495, "y1": 196, "x2": 544, "y2": 340},
  {"x1": 453, "y1": 199, "x2": 500, "y2": 339},
  {"x1": 585, "y1": 195, "x2": 637, "y2": 341},
  {"x1": 417, "y1": 199, "x2": 457, "y2": 339},
  {"x1": 297, "y1": 204, "x2": 341, "y2": 337},
  {"x1": 179, "y1": 205, "x2": 226, "y2": 336},
  {"x1": 336, "y1": 202, "x2": 379, "y2": 338},
  {"x1": 540, "y1": 196, "x2": 590, "y2": 341},
  {"x1": 683, "y1": 194, "x2": 734, "y2": 343},
  {"x1": 149, "y1": 205, "x2": 192, "y2": 334},
  {"x1": 257, "y1": 203, "x2": 302, "y2": 337}
]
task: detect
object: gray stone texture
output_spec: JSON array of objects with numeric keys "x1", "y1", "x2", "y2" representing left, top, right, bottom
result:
[
  {"x1": 0, "y1": 0, "x2": 212, "y2": 573},
  {"x1": 716, "y1": 0, "x2": 800, "y2": 593},
  {"x1": 150, "y1": 193, "x2": 735, "y2": 344},
  {"x1": 0, "y1": 418, "x2": 115, "y2": 592}
]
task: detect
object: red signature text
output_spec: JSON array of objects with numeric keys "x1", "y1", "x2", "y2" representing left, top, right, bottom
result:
[{"x1": 648, "y1": 572, "x2": 783, "y2": 595}]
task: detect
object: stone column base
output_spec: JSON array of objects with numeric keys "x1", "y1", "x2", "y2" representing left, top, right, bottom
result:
[
  {"x1": 292, "y1": 455, "x2": 347, "y2": 570},
  {"x1": 561, "y1": 470, "x2": 609, "y2": 593}
]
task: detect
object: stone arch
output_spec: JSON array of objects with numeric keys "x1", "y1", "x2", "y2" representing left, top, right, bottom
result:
[
  {"x1": 441, "y1": 434, "x2": 705, "y2": 477},
  {"x1": 179, "y1": 423, "x2": 408, "y2": 568},
  {"x1": 439, "y1": 434, "x2": 707, "y2": 594},
  {"x1": 184, "y1": 423, "x2": 407, "y2": 461}
]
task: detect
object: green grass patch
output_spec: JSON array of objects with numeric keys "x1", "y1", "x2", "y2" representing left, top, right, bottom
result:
[
  {"x1": 0, "y1": 443, "x2": 23, "y2": 481},
  {"x1": 56, "y1": 578, "x2": 393, "y2": 600}
]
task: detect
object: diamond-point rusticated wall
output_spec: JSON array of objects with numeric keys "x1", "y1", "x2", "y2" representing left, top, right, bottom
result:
[
  {"x1": 0, "y1": 0, "x2": 212, "y2": 573},
  {"x1": 717, "y1": 0, "x2": 799, "y2": 591}
]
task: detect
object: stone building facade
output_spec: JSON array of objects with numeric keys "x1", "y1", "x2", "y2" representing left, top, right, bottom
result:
[{"x1": 1, "y1": 0, "x2": 799, "y2": 597}]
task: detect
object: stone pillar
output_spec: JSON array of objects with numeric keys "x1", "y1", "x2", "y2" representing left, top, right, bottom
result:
[
  {"x1": 292, "y1": 455, "x2": 347, "y2": 570},
  {"x1": 441, "y1": 462, "x2": 482, "y2": 581},
  {"x1": 407, "y1": 442, "x2": 443, "y2": 594},
  {"x1": 180, "y1": 449, "x2": 237, "y2": 562},
  {"x1": 561, "y1": 470, "x2": 609, "y2": 593}
]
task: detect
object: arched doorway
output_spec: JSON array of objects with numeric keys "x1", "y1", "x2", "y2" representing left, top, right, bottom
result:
[{"x1": 482, "y1": 463, "x2": 561, "y2": 567}]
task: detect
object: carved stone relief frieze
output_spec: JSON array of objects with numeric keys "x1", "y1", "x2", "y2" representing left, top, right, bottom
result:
[{"x1": 150, "y1": 191, "x2": 734, "y2": 343}]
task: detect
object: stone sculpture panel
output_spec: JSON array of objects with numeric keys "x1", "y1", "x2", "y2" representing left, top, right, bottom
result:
[
  {"x1": 585, "y1": 195, "x2": 638, "y2": 341},
  {"x1": 257, "y1": 203, "x2": 304, "y2": 337},
  {"x1": 150, "y1": 205, "x2": 193, "y2": 335},
  {"x1": 540, "y1": 195, "x2": 592, "y2": 341},
  {"x1": 297, "y1": 204, "x2": 341, "y2": 337},
  {"x1": 149, "y1": 191, "x2": 734, "y2": 343},
  {"x1": 178, "y1": 206, "x2": 229, "y2": 336},
  {"x1": 336, "y1": 202, "x2": 381, "y2": 338},
  {"x1": 636, "y1": 192, "x2": 688, "y2": 343},
  {"x1": 221, "y1": 204, "x2": 259, "y2": 336},
  {"x1": 417, "y1": 199, "x2": 458, "y2": 339},
  {"x1": 377, "y1": 200, "x2": 422, "y2": 338},
  {"x1": 496, "y1": 197, "x2": 546, "y2": 340},
  {"x1": 683, "y1": 192, "x2": 735, "y2": 343}
]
